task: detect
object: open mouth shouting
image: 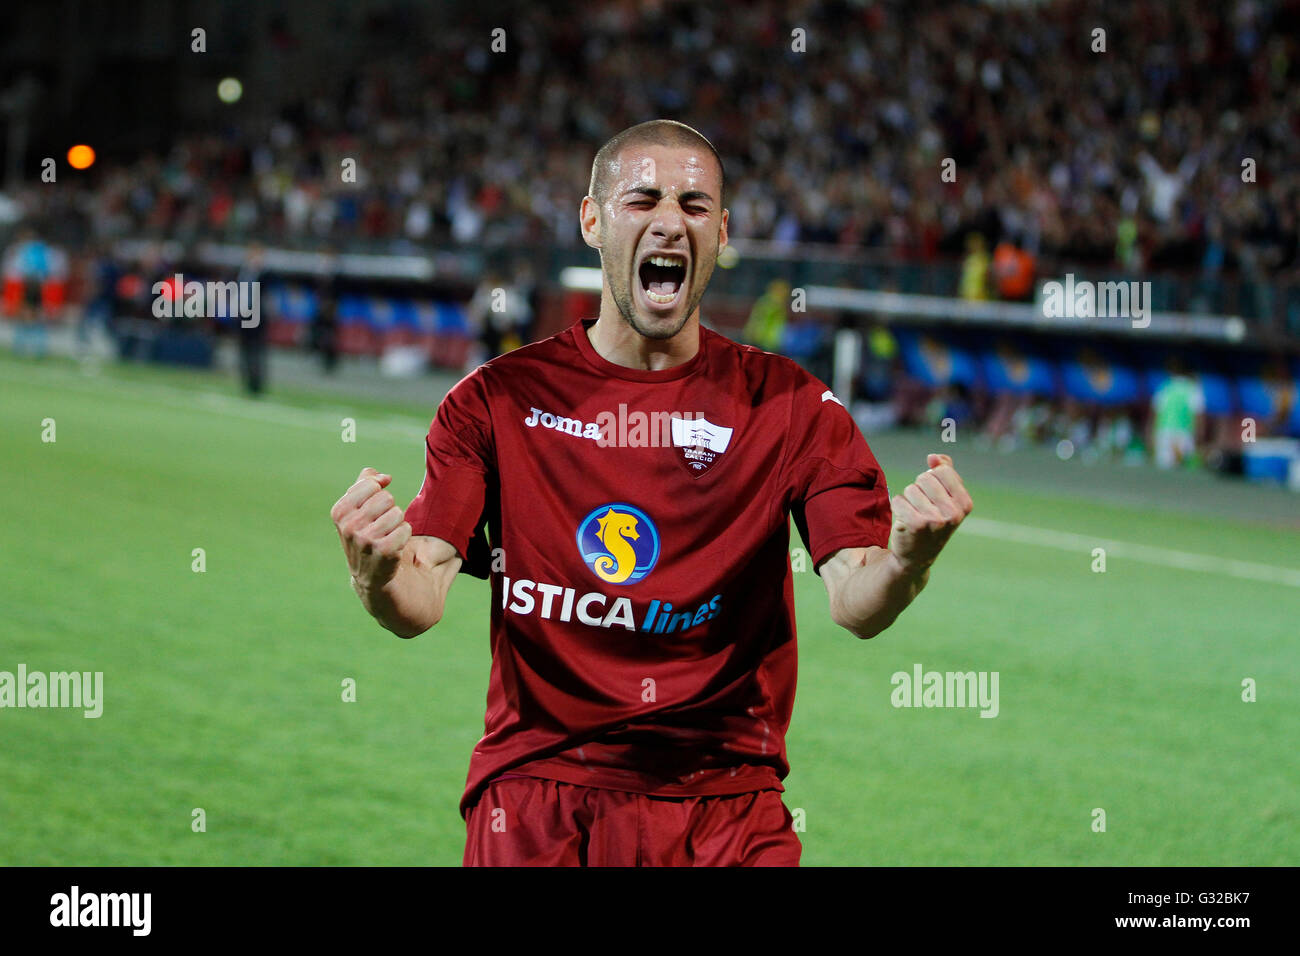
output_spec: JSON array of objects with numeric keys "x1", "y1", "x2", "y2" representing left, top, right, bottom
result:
[{"x1": 636, "y1": 251, "x2": 689, "y2": 311}]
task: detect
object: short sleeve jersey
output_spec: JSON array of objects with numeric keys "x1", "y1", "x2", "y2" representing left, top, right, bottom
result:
[
  {"x1": 405, "y1": 320, "x2": 892, "y2": 816},
  {"x1": 1154, "y1": 376, "x2": 1206, "y2": 432}
]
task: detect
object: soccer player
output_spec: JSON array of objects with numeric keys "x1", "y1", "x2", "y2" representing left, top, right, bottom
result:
[
  {"x1": 1150, "y1": 359, "x2": 1205, "y2": 469},
  {"x1": 330, "y1": 120, "x2": 973, "y2": 866}
]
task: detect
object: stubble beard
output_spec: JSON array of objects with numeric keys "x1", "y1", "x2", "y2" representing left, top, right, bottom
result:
[{"x1": 605, "y1": 251, "x2": 713, "y2": 342}]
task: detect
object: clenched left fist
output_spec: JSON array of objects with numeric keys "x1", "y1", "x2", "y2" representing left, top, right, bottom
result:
[{"x1": 889, "y1": 454, "x2": 974, "y2": 574}]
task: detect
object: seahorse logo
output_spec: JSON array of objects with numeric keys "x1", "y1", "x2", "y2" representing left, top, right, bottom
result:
[
  {"x1": 576, "y1": 503, "x2": 660, "y2": 585},
  {"x1": 593, "y1": 509, "x2": 640, "y2": 582}
]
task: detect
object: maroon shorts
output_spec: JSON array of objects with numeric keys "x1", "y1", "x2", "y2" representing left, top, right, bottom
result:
[{"x1": 463, "y1": 775, "x2": 801, "y2": 867}]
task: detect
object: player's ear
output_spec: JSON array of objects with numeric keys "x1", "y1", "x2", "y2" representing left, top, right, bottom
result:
[
  {"x1": 719, "y1": 207, "x2": 729, "y2": 249},
  {"x1": 580, "y1": 196, "x2": 602, "y2": 249}
]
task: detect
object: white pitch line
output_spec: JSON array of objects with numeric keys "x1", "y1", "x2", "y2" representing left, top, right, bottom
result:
[
  {"x1": 193, "y1": 390, "x2": 428, "y2": 440},
  {"x1": 961, "y1": 516, "x2": 1300, "y2": 588},
  {"x1": 0, "y1": 363, "x2": 430, "y2": 441}
]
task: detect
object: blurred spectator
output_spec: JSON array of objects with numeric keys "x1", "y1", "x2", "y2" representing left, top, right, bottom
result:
[
  {"x1": 466, "y1": 262, "x2": 533, "y2": 366},
  {"x1": 992, "y1": 239, "x2": 1036, "y2": 302},
  {"x1": 1258, "y1": 356, "x2": 1297, "y2": 436},
  {"x1": 959, "y1": 233, "x2": 991, "y2": 301},
  {"x1": 311, "y1": 250, "x2": 340, "y2": 374},
  {"x1": 1150, "y1": 359, "x2": 1206, "y2": 468},
  {"x1": 743, "y1": 278, "x2": 790, "y2": 352},
  {"x1": 78, "y1": 241, "x2": 121, "y2": 354},
  {"x1": 857, "y1": 323, "x2": 899, "y2": 403},
  {"x1": 924, "y1": 384, "x2": 975, "y2": 432},
  {"x1": 236, "y1": 243, "x2": 269, "y2": 395},
  {"x1": 3, "y1": 227, "x2": 66, "y2": 358},
  {"x1": 509, "y1": 258, "x2": 539, "y2": 348},
  {"x1": 782, "y1": 311, "x2": 829, "y2": 379}
]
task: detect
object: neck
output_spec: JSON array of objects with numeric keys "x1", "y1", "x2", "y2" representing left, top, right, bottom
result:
[{"x1": 587, "y1": 305, "x2": 700, "y2": 371}]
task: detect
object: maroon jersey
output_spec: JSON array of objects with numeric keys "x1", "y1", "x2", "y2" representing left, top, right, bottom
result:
[{"x1": 405, "y1": 320, "x2": 891, "y2": 816}]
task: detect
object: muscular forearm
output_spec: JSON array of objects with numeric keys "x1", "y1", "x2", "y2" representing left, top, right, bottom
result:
[
  {"x1": 332, "y1": 468, "x2": 465, "y2": 639},
  {"x1": 822, "y1": 547, "x2": 929, "y2": 640},
  {"x1": 351, "y1": 564, "x2": 437, "y2": 639},
  {"x1": 351, "y1": 543, "x2": 458, "y2": 638},
  {"x1": 821, "y1": 453, "x2": 972, "y2": 640}
]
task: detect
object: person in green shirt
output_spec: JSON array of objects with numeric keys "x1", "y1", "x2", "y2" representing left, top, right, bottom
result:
[
  {"x1": 959, "y1": 233, "x2": 991, "y2": 301},
  {"x1": 1151, "y1": 362, "x2": 1205, "y2": 468},
  {"x1": 744, "y1": 278, "x2": 790, "y2": 352}
]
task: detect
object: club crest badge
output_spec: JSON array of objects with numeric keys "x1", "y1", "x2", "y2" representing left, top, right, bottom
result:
[{"x1": 671, "y1": 416, "x2": 733, "y2": 476}]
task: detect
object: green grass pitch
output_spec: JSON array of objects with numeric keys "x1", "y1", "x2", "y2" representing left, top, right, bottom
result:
[{"x1": 1, "y1": 351, "x2": 1296, "y2": 865}]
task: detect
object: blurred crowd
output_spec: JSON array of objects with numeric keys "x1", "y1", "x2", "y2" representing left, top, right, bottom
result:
[
  {"x1": 738, "y1": 287, "x2": 1296, "y2": 473},
  {"x1": 5, "y1": 0, "x2": 1298, "y2": 292},
  {"x1": 4, "y1": 0, "x2": 1297, "y2": 463},
  {"x1": 897, "y1": 380, "x2": 1234, "y2": 471},
  {"x1": 872, "y1": 344, "x2": 1292, "y2": 474}
]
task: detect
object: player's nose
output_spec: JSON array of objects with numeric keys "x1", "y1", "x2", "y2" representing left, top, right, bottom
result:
[{"x1": 650, "y1": 204, "x2": 686, "y2": 241}]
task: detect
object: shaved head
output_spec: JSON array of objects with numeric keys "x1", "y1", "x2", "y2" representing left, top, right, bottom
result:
[
  {"x1": 579, "y1": 119, "x2": 729, "y2": 346},
  {"x1": 589, "y1": 120, "x2": 725, "y2": 207}
]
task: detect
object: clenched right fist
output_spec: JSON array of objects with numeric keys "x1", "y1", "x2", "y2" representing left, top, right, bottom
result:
[{"x1": 331, "y1": 466, "x2": 412, "y2": 594}]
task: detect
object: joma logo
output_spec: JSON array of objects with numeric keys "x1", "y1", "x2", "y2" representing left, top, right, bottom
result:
[
  {"x1": 523, "y1": 407, "x2": 604, "y2": 441},
  {"x1": 523, "y1": 405, "x2": 706, "y2": 448}
]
